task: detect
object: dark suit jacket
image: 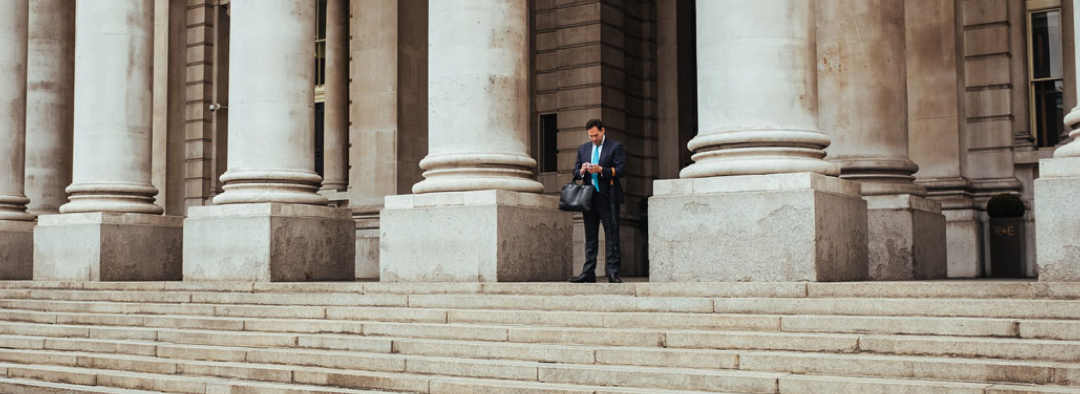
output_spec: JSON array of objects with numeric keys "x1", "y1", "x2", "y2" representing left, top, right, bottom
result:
[{"x1": 573, "y1": 138, "x2": 626, "y2": 205}]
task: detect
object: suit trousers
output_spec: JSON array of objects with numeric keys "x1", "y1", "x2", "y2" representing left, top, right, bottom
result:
[{"x1": 582, "y1": 193, "x2": 621, "y2": 278}]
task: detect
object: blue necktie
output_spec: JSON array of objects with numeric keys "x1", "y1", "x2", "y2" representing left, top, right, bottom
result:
[{"x1": 591, "y1": 145, "x2": 600, "y2": 192}]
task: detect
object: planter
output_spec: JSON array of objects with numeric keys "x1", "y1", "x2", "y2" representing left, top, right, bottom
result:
[{"x1": 989, "y1": 217, "x2": 1026, "y2": 278}]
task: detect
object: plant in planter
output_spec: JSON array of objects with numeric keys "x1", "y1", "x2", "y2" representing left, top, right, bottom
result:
[{"x1": 987, "y1": 193, "x2": 1027, "y2": 278}]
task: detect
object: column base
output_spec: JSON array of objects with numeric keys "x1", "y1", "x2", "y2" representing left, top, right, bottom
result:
[
  {"x1": 33, "y1": 213, "x2": 183, "y2": 281},
  {"x1": 942, "y1": 209, "x2": 985, "y2": 278},
  {"x1": 0, "y1": 221, "x2": 34, "y2": 280},
  {"x1": 649, "y1": 173, "x2": 868, "y2": 282},
  {"x1": 1035, "y1": 157, "x2": 1080, "y2": 281},
  {"x1": 380, "y1": 190, "x2": 572, "y2": 282},
  {"x1": 183, "y1": 203, "x2": 355, "y2": 282},
  {"x1": 865, "y1": 195, "x2": 947, "y2": 280}
]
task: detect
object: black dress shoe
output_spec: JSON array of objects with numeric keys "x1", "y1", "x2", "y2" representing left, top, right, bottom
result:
[
  {"x1": 568, "y1": 273, "x2": 596, "y2": 283},
  {"x1": 607, "y1": 274, "x2": 622, "y2": 283}
]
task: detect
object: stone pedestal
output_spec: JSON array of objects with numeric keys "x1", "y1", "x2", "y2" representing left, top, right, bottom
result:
[
  {"x1": 649, "y1": 173, "x2": 868, "y2": 282},
  {"x1": 943, "y1": 209, "x2": 984, "y2": 278},
  {"x1": 353, "y1": 204, "x2": 381, "y2": 280},
  {"x1": 1035, "y1": 157, "x2": 1080, "y2": 281},
  {"x1": 33, "y1": 213, "x2": 182, "y2": 281},
  {"x1": 865, "y1": 195, "x2": 947, "y2": 280},
  {"x1": 380, "y1": 191, "x2": 571, "y2": 282},
  {"x1": 0, "y1": 221, "x2": 33, "y2": 280},
  {"x1": 183, "y1": 203, "x2": 354, "y2": 282}
]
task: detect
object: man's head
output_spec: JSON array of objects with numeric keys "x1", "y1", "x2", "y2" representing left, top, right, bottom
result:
[{"x1": 586, "y1": 119, "x2": 605, "y2": 146}]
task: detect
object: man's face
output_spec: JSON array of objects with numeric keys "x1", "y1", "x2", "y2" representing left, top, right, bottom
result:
[{"x1": 588, "y1": 126, "x2": 605, "y2": 146}]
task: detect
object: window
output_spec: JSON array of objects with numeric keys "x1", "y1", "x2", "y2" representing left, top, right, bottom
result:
[
  {"x1": 1028, "y1": 8, "x2": 1065, "y2": 148},
  {"x1": 539, "y1": 114, "x2": 558, "y2": 173},
  {"x1": 314, "y1": 0, "x2": 328, "y2": 100},
  {"x1": 314, "y1": 0, "x2": 327, "y2": 174}
]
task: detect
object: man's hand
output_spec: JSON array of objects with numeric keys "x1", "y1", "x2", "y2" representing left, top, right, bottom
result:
[
  {"x1": 579, "y1": 162, "x2": 590, "y2": 176},
  {"x1": 586, "y1": 164, "x2": 602, "y2": 174}
]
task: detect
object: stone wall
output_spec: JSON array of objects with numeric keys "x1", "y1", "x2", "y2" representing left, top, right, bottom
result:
[{"x1": 183, "y1": 0, "x2": 221, "y2": 208}]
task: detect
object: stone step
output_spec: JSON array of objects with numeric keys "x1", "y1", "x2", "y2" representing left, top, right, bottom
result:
[
  {"x1": 5, "y1": 287, "x2": 1080, "y2": 317},
  {"x1": 1, "y1": 323, "x2": 1078, "y2": 389},
  {"x1": 3, "y1": 357, "x2": 1078, "y2": 394},
  {"x1": 1, "y1": 307, "x2": 1078, "y2": 363},
  {"x1": 0, "y1": 347, "x2": 786, "y2": 393},
  {"x1": 0, "y1": 377, "x2": 164, "y2": 394},
  {"x1": 0, "y1": 363, "x2": 417, "y2": 394},
  {"x1": 714, "y1": 297, "x2": 1080, "y2": 319},
  {"x1": 7, "y1": 280, "x2": 1080, "y2": 300},
  {"x1": 1, "y1": 299, "x2": 1068, "y2": 341}
]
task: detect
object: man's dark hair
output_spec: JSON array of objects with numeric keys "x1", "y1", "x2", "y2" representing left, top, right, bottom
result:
[{"x1": 585, "y1": 119, "x2": 604, "y2": 131}]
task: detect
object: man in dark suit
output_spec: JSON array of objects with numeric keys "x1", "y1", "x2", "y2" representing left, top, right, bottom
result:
[{"x1": 569, "y1": 119, "x2": 626, "y2": 283}]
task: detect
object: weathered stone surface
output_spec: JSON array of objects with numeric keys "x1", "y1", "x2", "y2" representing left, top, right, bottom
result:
[
  {"x1": 865, "y1": 194, "x2": 947, "y2": 280},
  {"x1": 0, "y1": 221, "x2": 33, "y2": 280},
  {"x1": 183, "y1": 203, "x2": 354, "y2": 282},
  {"x1": 33, "y1": 213, "x2": 183, "y2": 281},
  {"x1": 780, "y1": 315, "x2": 1018, "y2": 337},
  {"x1": 1034, "y1": 164, "x2": 1080, "y2": 282},
  {"x1": 380, "y1": 190, "x2": 571, "y2": 282},
  {"x1": 395, "y1": 339, "x2": 595, "y2": 364},
  {"x1": 539, "y1": 364, "x2": 780, "y2": 393},
  {"x1": 650, "y1": 173, "x2": 868, "y2": 282},
  {"x1": 779, "y1": 375, "x2": 988, "y2": 394}
]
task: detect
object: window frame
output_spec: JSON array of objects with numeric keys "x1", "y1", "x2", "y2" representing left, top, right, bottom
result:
[
  {"x1": 314, "y1": 0, "x2": 327, "y2": 103},
  {"x1": 1026, "y1": 5, "x2": 1066, "y2": 148}
]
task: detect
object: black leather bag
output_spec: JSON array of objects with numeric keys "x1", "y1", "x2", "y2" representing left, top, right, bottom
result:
[{"x1": 559, "y1": 178, "x2": 595, "y2": 212}]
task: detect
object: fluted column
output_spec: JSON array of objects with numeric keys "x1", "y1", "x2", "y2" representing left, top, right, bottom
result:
[
  {"x1": 818, "y1": 0, "x2": 925, "y2": 197},
  {"x1": 62, "y1": 0, "x2": 161, "y2": 214},
  {"x1": 213, "y1": 0, "x2": 326, "y2": 206},
  {"x1": 0, "y1": 0, "x2": 31, "y2": 221},
  {"x1": 321, "y1": 0, "x2": 348, "y2": 192},
  {"x1": 25, "y1": 0, "x2": 75, "y2": 216},
  {"x1": 679, "y1": 0, "x2": 839, "y2": 179},
  {"x1": 412, "y1": 0, "x2": 543, "y2": 194}
]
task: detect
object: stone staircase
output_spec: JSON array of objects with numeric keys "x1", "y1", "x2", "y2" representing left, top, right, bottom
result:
[{"x1": 0, "y1": 281, "x2": 1075, "y2": 393}]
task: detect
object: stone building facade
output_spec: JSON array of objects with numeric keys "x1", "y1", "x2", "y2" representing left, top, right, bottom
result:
[{"x1": 2, "y1": 0, "x2": 1080, "y2": 282}]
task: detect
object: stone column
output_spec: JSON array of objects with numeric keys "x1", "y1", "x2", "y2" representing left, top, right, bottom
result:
[
  {"x1": 349, "y1": 0, "x2": 430, "y2": 280},
  {"x1": 906, "y1": 0, "x2": 982, "y2": 278},
  {"x1": 1035, "y1": 0, "x2": 1080, "y2": 282},
  {"x1": 379, "y1": 0, "x2": 571, "y2": 282},
  {"x1": 183, "y1": 0, "x2": 354, "y2": 282},
  {"x1": 25, "y1": 0, "x2": 74, "y2": 217},
  {"x1": 320, "y1": 0, "x2": 348, "y2": 193},
  {"x1": 0, "y1": 0, "x2": 33, "y2": 280},
  {"x1": 34, "y1": 0, "x2": 184, "y2": 281},
  {"x1": 649, "y1": 0, "x2": 868, "y2": 282},
  {"x1": 151, "y1": 0, "x2": 188, "y2": 216},
  {"x1": 817, "y1": 0, "x2": 946, "y2": 280},
  {"x1": 411, "y1": 1, "x2": 542, "y2": 194}
]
